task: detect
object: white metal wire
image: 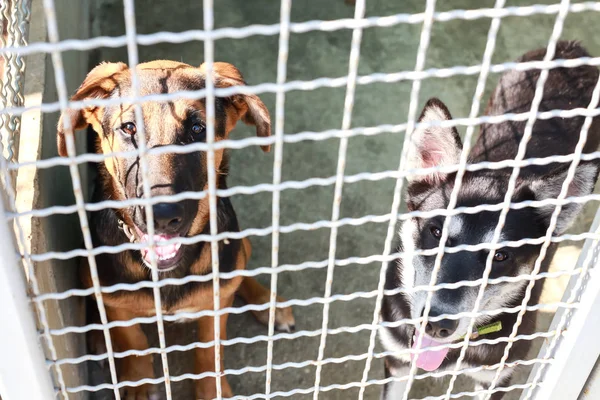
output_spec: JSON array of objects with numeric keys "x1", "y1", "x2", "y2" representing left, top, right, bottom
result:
[
  {"x1": 49, "y1": 300, "x2": 578, "y2": 370},
  {"x1": 0, "y1": 178, "x2": 56, "y2": 400},
  {"x1": 529, "y1": 74, "x2": 600, "y2": 397},
  {"x1": 265, "y1": 0, "x2": 292, "y2": 396},
  {"x1": 404, "y1": 1, "x2": 508, "y2": 395},
  {"x1": 2, "y1": 2, "x2": 600, "y2": 60},
  {"x1": 63, "y1": 355, "x2": 550, "y2": 399},
  {"x1": 0, "y1": 0, "x2": 28, "y2": 167},
  {"x1": 4, "y1": 54, "x2": 600, "y2": 123},
  {"x1": 2, "y1": 1, "x2": 600, "y2": 399},
  {"x1": 42, "y1": 0, "x2": 121, "y2": 398},
  {"x1": 47, "y1": 307, "x2": 570, "y2": 370},
  {"x1": 201, "y1": 1, "x2": 226, "y2": 398},
  {"x1": 37, "y1": 259, "x2": 589, "y2": 306},
  {"x1": 359, "y1": 1, "x2": 438, "y2": 397},
  {"x1": 0, "y1": 3, "x2": 70, "y2": 398},
  {"x1": 221, "y1": 381, "x2": 544, "y2": 400},
  {"x1": 457, "y1": 1, "x2": 578, "y2": 398},
  {"x1": 313, "y1": 0, "x2": 366, "y2": 398},
  {"x1": 57, "y1": 325, "x2": 560, "y2": 396},
  {"x1": 525, "y1": 222, "x2": 600, "y2": 400},
  {"x1": 7, "y1": 149, "x2": 600, "y2": 229},
  {"x1": 62, "y1": 351, "x2": 552, "y2": 396},
  {"x1": 44, "y1": 270, "x2": 585, "y2": 337},
  {"x1": 485, "y1": 5, "x2": 600, "y2": 396},
  {"x1": 447, "y1": 2, "x2": 570, "y2": 394},
  {"x1": 122, "y1": 0, "x2": 174, "y2": 398}
]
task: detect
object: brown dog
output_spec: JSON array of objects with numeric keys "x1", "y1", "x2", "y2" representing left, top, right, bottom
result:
[{"x1": 56, "y1": 60, "x2": 295, "y2": 399}]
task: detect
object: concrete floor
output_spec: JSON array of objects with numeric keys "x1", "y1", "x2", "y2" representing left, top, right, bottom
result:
[{"x1": 75, "y1": 0, "x2": 600, "y2": 399}]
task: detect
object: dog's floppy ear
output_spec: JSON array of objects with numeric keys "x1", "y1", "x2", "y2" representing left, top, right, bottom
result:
[
  {"x1": 405, "y1": 98, "x2": 462, "y2": 184},
  {"x1": 56, "y1": 62, "x2": 128, "y2": 156},
  {"x1": 519, "y1": 162, "x2": 599, "y2": 235},
  {"x1": 201, "y1": 62, "x2": 271, "y2": 152}
]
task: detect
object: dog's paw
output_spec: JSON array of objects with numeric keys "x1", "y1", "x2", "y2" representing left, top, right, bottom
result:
[
  {"x1": 121, "y1": 384, "x2": 160, "y2": 400},
  {"x1": 119, "y1": 355, "x2": 157, "y2": 400},
  {"x1": 87, "y1": 329, "x2": 107, "y2": 368},
  {"x1": 251, "y1": 302, "x2": 295, "y2": 333},
  {"x1": 195, "y1": 380, "x2": 233, "y2": 400},
  {"x1": 273, "y1": 305, "x2": 295, "y2": 333}
]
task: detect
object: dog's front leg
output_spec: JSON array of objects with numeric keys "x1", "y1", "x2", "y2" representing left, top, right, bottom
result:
[
  {"x1": 236, "y1": 238, "x2": 295, "y2": 332},
  {"x1": 381, "y1": 359, "x2": 410, "y2": 400},
  {"x1": 195, "y1": 295, "x2": 234, "y2": 400},
  {"x1": 106, "y1": 306, "x2": 158, "y2": 400},
  {"x1": 237, "y1": 276, "x2": 295, "y2": 332},
  {"x1": 473, "y1": 375, "x2": 511, "y2": 400}
]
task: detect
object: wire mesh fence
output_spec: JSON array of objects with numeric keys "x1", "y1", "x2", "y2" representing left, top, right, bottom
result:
[
  {"x1": 0, "y1": 0, "x2": 29, "y2": 190},
  {"x1": 1, "y1": 1, "x2": 600, "y2": 400}
]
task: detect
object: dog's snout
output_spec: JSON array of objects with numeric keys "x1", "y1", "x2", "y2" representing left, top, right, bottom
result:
[
  {"x1": 423, "y1": 308, "x2": 458, "y2": 339},
  {"x1": 152, "y1": 203, "x2": 184, "y2": 232}
]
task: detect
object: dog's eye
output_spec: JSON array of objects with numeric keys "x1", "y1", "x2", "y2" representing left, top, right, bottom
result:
[
  {"x1": 493, "y1": 251, "x2": 509, "y2": 262},
  {"x1": 430, "y1": 226, "x2": 442, "y2": 239},
  {"x1": 121, "y1": 122, "x2": 136, "y2": 136},
  {"x1": 192, "y1": 122, "x2": 205, "y2": 136}
]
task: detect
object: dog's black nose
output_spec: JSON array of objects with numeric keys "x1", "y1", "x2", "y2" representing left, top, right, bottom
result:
[
  {"x1": 152, "y1": 203, "x2": 184, "y2": 232},
  {"x1": 423, "y1": 308, "x2": 458, "y2": 339}
]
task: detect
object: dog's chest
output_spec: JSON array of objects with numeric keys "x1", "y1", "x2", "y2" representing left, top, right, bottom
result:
[
  {"x1": 122, "y1": 301, "x2": 214, "y2": 324},
  {"x1": 103, "y1": 283, "x2": 217, "y2": 320},
  {"x1": 165, "y1": 306, "x2": 209, "y2": 323}
]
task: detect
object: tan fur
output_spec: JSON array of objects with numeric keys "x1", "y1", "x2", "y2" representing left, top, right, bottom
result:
[
  {"x1": 194, "y1": 295, "x2": 235, "y2": 399},
  {"x1": 106, "y1": 307, "x2": 156, "y2": 399},
  {"x1": 201, "y1": 62, "x2": 272, "y2": 152},
  {"x1": 68, "y1": 60, "x2": 292, "y2": 399}
]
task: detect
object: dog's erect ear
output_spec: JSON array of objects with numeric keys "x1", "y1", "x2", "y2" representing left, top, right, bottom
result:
[
  {"x1": 201, "y1": 62, "x2": 271, "y2": 152},
  {"x1": 56, "y1": 62, "x2": 128, "y2": 157},
  {"x1": 405, "y1": 98, "x2": 463, "y2": 184},
  {"x1": 519, "y1": 162, "x2": 599, "y2": 235}
]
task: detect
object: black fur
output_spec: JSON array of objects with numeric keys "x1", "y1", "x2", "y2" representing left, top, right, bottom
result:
[
  {"x1": 88, "y1": 152, "x2": 240, "y2": 310},
  {"x1": 380, "y1": 41, "x2": 600, "y2": 399}
]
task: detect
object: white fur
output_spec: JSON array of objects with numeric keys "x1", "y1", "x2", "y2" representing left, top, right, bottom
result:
[
  {"x1": 249, "y1": 96, "x2": 270, "y2": 125},
  {"x1": 405, "y1": 104, "x2": 460, "y2": 181},
  {"x1": 466, "y1": 366, "x2": 514, "y2": 386},
  {"x1": 382, "y1": 360, "x2": 513, "y2": 400},
  {"x1": 382, "y1": 379, "x2": 409, "y2": 400},
  {"x1": 378, "y1": 326, "x2": 412, "y2": 364},
  {"x1": 399, "y1": 218, "x2": 433, "y2": 320},
  {"x1": 482, "y1": 229, "x2": 497, "y2": 244},
  {"x1": 397, "y1": 223, "x2": 514, "y2": 341},
  {"x1": 474, "y1": 382, "x2": 487, "y2": 400},
  {"x1": 529, "y1": 163, "x2": 597, "y2": 234},
  {"x1": 382, "y1": 186, "x2": 523, "y2": 399},
  {"x1": 478, "y1": 279, "x2": 528, "y2": 327},
  {"x1": 399, "y1": 218, "x2": 418, "y2": 299},
  {"x1": 448, "y1": 215, "x2": 464, "y2": 238}
]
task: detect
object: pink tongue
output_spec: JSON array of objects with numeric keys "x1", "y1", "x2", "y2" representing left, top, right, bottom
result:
[
  {"x1": 411, "y1": 330, "x2": 449, "y2": 371},
  {"x1": 141, "y1": 234, "x2": 177, "y2": 259}
]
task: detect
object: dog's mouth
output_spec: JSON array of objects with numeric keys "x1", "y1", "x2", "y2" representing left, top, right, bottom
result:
[
  {"x1": 139, "y1": 233, "x2": 184, "y2": 271},
  {"x1": 410, "y1": 329, "x2": 451, "y2": 372},
  {"x1": 126, "y1": 224, "x2": 186, "y2": 271}
]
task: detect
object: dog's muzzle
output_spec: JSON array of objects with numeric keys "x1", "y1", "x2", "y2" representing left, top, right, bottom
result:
[{"x1": 118, "y1": 218, "x2": 185, "y2": 271}]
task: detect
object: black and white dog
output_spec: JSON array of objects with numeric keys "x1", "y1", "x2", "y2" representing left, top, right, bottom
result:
[{"x1": 379, "y1": 41, "x2": 600, "y2": 399}]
